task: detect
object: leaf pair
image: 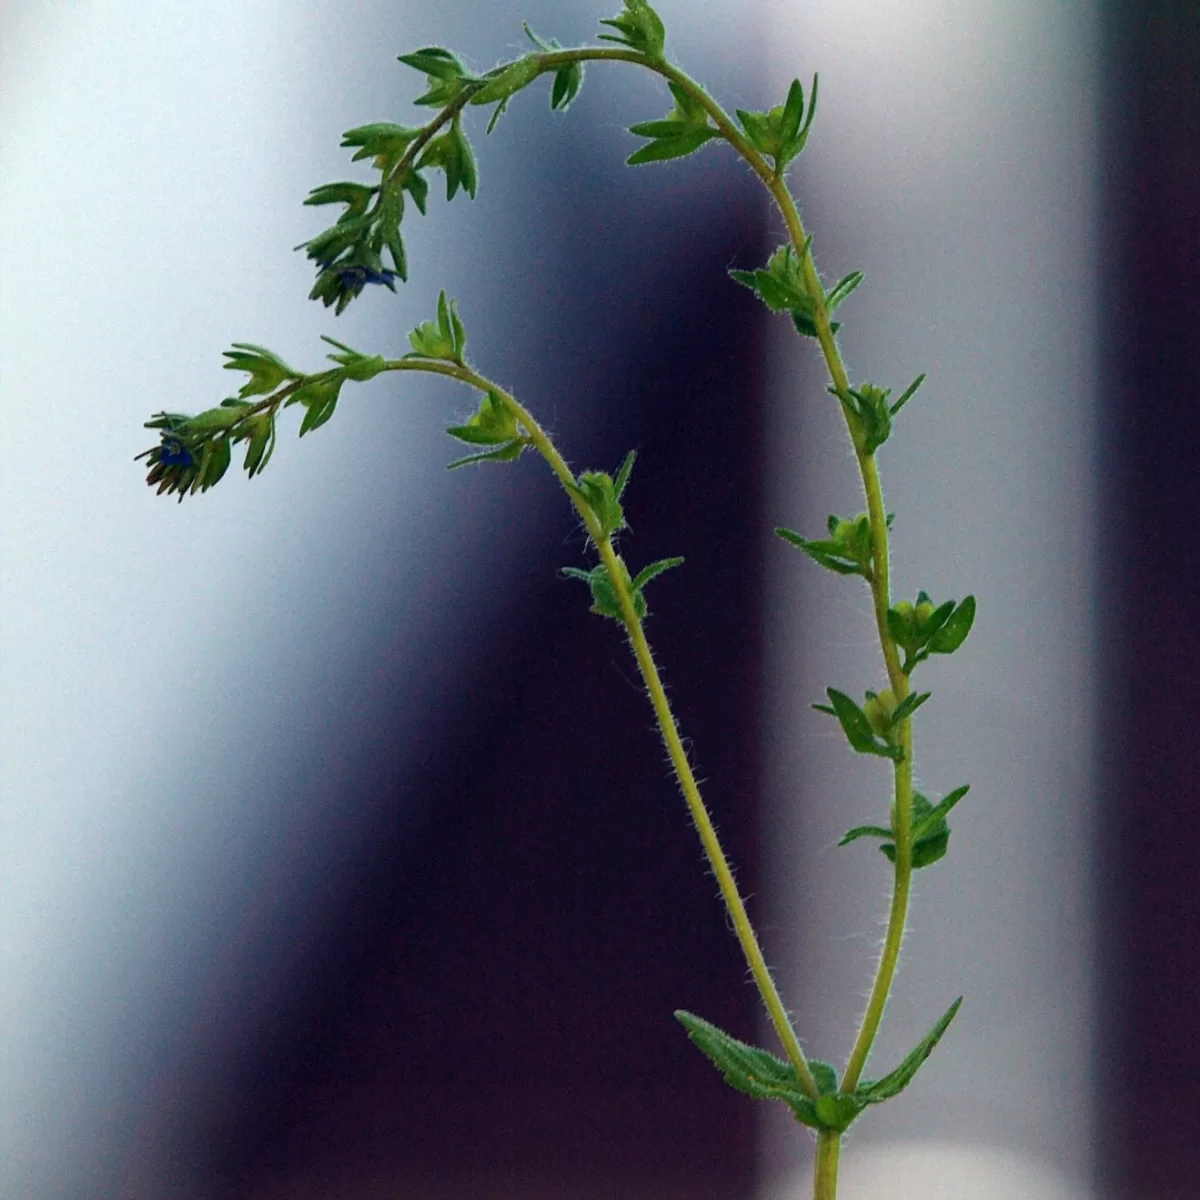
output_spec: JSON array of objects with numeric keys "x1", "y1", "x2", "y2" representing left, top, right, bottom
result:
[
  {"x1": 414, "y1": 117, "x2": 477, "y2": 202},
  {"x1": 888, "y1": 591, "x2": 976, "y2": 673},
  {"x1": 814, "y1": 687, "x2": 906, "y2": 762},
  {"x1": 828, "y1": 374, "x2": 924, "y2": 456},
  {"x1": 735, "y1": 75, "x2": 818, "y2": 171},
  {"x1": 566, "y1": 450, "x2": 637, "y2": 540},
  {"x1": 840, "y1": 784, "x2": 969, "y2": 870},
  {"x1": 522, "y1": 24, "x2": 585, "y2": 112},
  {"x1": 675, "y1": 1000, "x2": 961, "y2": 1133},
  {"x1": 730, "y1": 243, "x2": 863, "y2": 340},
  {"x1": 561, "y1": 554, "x2": 683, "y2": 622},
  {"x1": 445, "y1": 389, "x2": 528, "y2": 469},
  {"x1": 776, "y1": 511, "x2": 878, "y2": 580},
  {"x1": 284, "y1": 335, "x2": 387, "y2": 436},
  {"x1": 398, "y1": 46, "x2": 475, "y2": 108},
  {"x1": 222, "y1": 344, "x2": 301, "y2": 401},
  {"x1": 407, "y1": 290, "x2": 467, "y2": 365},
  {"x1": 598, "y1": 0, "x2": 666, "y2": 61},
  {"x1": 626, "y1": 81, "x2": 719, "y2": 165}
]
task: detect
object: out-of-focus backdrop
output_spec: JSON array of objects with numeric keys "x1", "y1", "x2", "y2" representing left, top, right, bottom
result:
[{"x1": 1, "y1": 3, "x2": 1196, "y2": 1199}]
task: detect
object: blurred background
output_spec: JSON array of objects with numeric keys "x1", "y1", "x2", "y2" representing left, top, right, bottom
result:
[{"x1": 0, "y1": 2, "x2": 1196, "y2": 1198}]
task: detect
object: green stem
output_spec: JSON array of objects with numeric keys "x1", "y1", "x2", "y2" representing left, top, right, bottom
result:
[
  {"x1": 759, "y1": 156, "x2": 915, "y2": 1091},
  {"x1": 399, "y1": 358, "x2": 821, "y2": 1100},
  {"x1": 593, "y1": 534, "x2": 820, "y2": 1100},
  {"x1": 814, "y1": 1131, "x2": 842, "y2": 1200}
]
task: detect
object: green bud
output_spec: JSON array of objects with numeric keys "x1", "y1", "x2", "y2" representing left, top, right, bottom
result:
[
  {"x1": 915, "y1": 600, "x2": 935, "y2": 624},
  {"x1": 863, "y1": 688, "x2": 897, "y2": 735}
]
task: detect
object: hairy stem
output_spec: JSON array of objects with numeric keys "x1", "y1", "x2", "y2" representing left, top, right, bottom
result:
[
  {"x1": 814, "y1": 1131, "x2": 842, "y2": 1200},
  {"x1": 374, "y1": 356, "x2": 822, "y2": 1098},
  {"x1": 596, "y1": 533, "x2": 820, "y2": 1098},
  {"x1": 762, "y1": 163, "x2": 915, "y2": 1088}
]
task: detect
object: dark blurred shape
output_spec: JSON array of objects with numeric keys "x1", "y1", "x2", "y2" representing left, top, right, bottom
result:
[{"x1": 1100, "y1": 3, "x2": 1200, "y2": 1198}]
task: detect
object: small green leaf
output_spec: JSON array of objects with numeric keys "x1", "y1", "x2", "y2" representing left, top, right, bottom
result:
[
  {"x1": 416, "y1": 119, "x2": 476, "y2": 201},
  {"x1": 873, "y1": 786, "x2": 968, "y2": 870},
  {"x1": 293, "y1": 375, "x2": 343, "y2": 436},
  {"x1": 735, "y1": 107, "x2": 774, "y2": 154},
  {"x1": 446, "y1": 439, "x2": 526, "y2": 469},
  {"x1": 780, "y1": 73, "x2": 818, "y2": 163},
  {"x1": 574, "y1": 474, "x2": 623, "y2": 537},
  {"x1": 728, "y1": 244, "x2": 810, "y2": 313},
  {"x1": 446, "y1": 389, "x2": 519, "y2": 446},
  {"x1": 520, "y1": 22, "x2": 586, "y2": 109},
  {"x1": 927, "y1": 596, "x2": 976, "y2": 654},
  {"x1": 303, "y1": 181, "x2": 377, "y2": 217},
  {"x1": 561, "y1": 553, "x2": 675, "y2": 622},
  {"x1": 523, "y1": 22, "x2": 555, "y2": 50},
  {"x1": 195, "y1": 435, "x2": 232, "y2": 493},
  {"x1": 341, "y1": 121, "x2": 421, "y2": 167},
  {"x1": 915, "y1": 784, "x2": 969, "y2": 837},
  {"x1": 890, "y1": 372, "x2": 926, "y2": 416},
  {"x1": 674, "y1": 1011, "x2": 807, "y2": 1106},
  {"x1": 626, "y1": 80, "x2": 717, "y2": 165},
  {"x1": 779, "y1": 77, "x2": 805, "y2": 145},
  {"x1": 320, "y1": 335, "x2": 387, "y2": 382},
  {"x1": 856, "y1": 998, "x2": 962, "y2": 1105},
  {"x1": 234, "y1": 414, "x2": 276, "y2": 478},
  {"x1": 838, "y1": 823, "x2": 894, "y2": 848},
  {"x1": 630, "y1": 556, "x2": 684, "y2": 591},
  {"x1": 831, "y1": 383, "x2": 893, "y2": 455},
  {"x1": 737, "y1": 75, "x2": 817, "y2": 170},
  {"x1": 598, "y1": 0, "x2": 667, "y2": 61},
  {"x1": 401, "y1": 166, "x2": 429, "y2": 214},
  {"x1": 889, "y1": 690, "x2": 931, "y2": 726},
  {"x1": 550, "y1": 61, "x2": 584, "y2": 110},
  {"x1": 613, "y1": 449, "x2": 637, "y2": 500},
  {"x1": 397, "y1": 48, "x2": 476, "y2": 108},
  {"x1": 887, "y1": 827, "x2": 950, "y2": 868},
  {"x1": 449, "y1": 298, "x2": 466, "y2": 360},
  {"x1": 561, "y1": 562, "x2": 630, "y2": 620},
  {"x1": 775, "y1": 527, "x2": 867, "y2": 578},
  {"x1": 627, "y1": 127, "x2": 717, "y2": 165},
  {"x1": 453, "y1": 120, "x2": 477, "y2": 198},
  {"x1": 675, "y1": 1012, "x2": 865, "y2": 1133},
  {"x1": 816, "y1": 688, "x2": 901, "y2": 761},
  {"x1": 407, "y1": 291, "x2": 466, "y2": 362},
  {"x1": 826, "y1": 270, "x2": 864, "y2": 312},
  {"x1": 222, "y1": 344, "x2": 299, "y2": 399},
  {"x1": 397, "y1": 46, "x2": 469, "y2": 81},
  {"x1": 920, "y1": 599, "x2": 956, "y2": 641}
]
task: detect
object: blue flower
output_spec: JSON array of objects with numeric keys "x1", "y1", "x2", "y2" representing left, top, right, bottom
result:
[
  {"x1": 159, "y1": 435, "x2": 194, "y2": 467},
  {"x1": 331, "y1": 262, "x2": 399, "y2": 294}
]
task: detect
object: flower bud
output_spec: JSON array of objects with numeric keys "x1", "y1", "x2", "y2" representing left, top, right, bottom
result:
[
  {"x1": 833, "y1": 519, "x2": 857, "y2": 545},
  {"x1": 864, "y1": 688, "x2": 897, "y2": 735}
]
